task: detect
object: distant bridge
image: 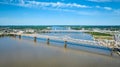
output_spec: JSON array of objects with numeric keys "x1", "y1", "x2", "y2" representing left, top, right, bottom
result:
[{"x1": 38, "y1": 30, "x2": 90, "y2": 33}]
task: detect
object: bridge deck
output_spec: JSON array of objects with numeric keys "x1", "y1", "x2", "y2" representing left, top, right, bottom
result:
[{"x1": 9, "y1": 33, "x2": 112, "y2": 49}]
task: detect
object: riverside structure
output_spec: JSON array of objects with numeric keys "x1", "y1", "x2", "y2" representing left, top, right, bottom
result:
[{"x1": 1, "y1": 32, "x2": 120, "y2": 56}]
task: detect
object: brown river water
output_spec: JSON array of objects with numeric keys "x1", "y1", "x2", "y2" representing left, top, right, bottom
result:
[{"x1": 0, "y1": 37, "x2": 120, "y2": 67}]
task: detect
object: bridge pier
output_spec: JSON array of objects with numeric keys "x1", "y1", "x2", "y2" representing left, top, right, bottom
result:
[
  {"x1": 13, "y1": 34, "x2": 16, "y2": 38},
  {"x1": 110, "y1": 47, "x2": 120, "y2": 56},
  {"x1": 34, "y1": 37, "x2": 37, "y2": 42},
  {"x1": 110, "y1": 48, "x2": 114, "y2": 56},
  {"x1": 19, "y1": 35, "x2": 21, "y2": 39},
  {"x1": 47, "y1": 38, "x2": 50, "y2": 44},
  {"x1": 64, "y1": 41, "x2": 67, "y2": 48},
  {"x1": 1, "y1": 34, "x2": 4, "y2": 37}
]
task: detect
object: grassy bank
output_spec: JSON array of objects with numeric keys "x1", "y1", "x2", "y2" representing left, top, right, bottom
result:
[
  {"x1": 93, "y1": 36, "x2": 113, "y2": 40},
  {"x1": 85, "y1": 32, "x2": 112, "y2": 36},
  {"x1": 85, "y1": 32, "x2": 113, "y2": 40}
]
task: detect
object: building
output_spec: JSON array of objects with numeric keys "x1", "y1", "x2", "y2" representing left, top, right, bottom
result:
[
  {"x1": 114, "y1": 34, "x2": 120, "y2": 42},
  {"x1": 25, "y1": 29, "x2": 35, "y2": 33}
]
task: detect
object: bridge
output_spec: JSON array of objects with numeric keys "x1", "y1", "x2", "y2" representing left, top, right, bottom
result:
[
  {"x1": 0, "y1": 32, "x2": 120, "y2": 56},
  {"x1": 38, "y1": 30, "x2": 90, "y2": 33},
  {"x1": 7, "y1": 33, "x2": 115, "y2": 48}
]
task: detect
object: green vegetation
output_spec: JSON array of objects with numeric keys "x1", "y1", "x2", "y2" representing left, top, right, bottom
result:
[
  {"x1": 0, "y1": 25, "x2": 120, "y2": 31},
  {"x1": 85, "y1": 32, "x2": 113, "y2": 40},
  {"x1": 25, "y1": 32, "x2": 34, "y2": 34},
  {"x1": 93, "y1": 36, "x2": 113, "y2": 40},
  {"x1": 85, "y1": 32, "x2": 112, "y2": 36},
  {"x1": 0, "y1": 26, "x2": 51, "y2": 30},
  {"x1": 71, "y1": 26, "x2": 120, "y2": 31}
]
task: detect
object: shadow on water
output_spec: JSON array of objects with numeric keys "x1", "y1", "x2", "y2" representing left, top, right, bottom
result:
[
  {"x1": 0, "y1": 33, "x2": 120, "y2": 57},
  {"x1": 0, "y1": 35, "x2": 118, "y2": 57},
  {"x1": 8, "y1": 35, "x2": 117, "y2": 57}
]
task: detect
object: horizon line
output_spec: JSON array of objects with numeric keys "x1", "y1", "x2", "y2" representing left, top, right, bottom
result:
[{"x1": 0, "y1": 25, "x2": 120, "y2": 26}]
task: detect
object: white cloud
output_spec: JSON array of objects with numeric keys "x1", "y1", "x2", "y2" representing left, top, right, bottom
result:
[
  {"x1": 0, "y1": 0, "x2": 117, "y2": 15},
  {"x1": 88, "y1": 0, "x2": 111, "y2": 2},
  {"x1": 26, "y1": 1, "x2": 91, "y2": 8},
  {"x1": 103, "y1": 7, "x2": 112, "y2": 10},
  {"x1": 96, "y1": 6, "x2": 112, "y2": 10},
  {"x1": 45, "y1": 8, "x2": 100, "y2": 15},
  {"x1": 0, "y1": 0, "x2": 113, "y2": 11},
  {"x1": 88, "y1": 0, "x2": 120, "y2": 2},
  {"x1": 96, "y1": 6, "x2": 101, "y2": 8}
]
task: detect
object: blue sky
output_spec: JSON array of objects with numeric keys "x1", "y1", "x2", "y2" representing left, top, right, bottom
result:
[{"x1": 0, "y1": 0, "x2": 120, "y2": 25}]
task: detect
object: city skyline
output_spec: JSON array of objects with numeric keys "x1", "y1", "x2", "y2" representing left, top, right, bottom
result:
[{"x1": 0, "y1": 0, "x2": 120, "y2": 25}]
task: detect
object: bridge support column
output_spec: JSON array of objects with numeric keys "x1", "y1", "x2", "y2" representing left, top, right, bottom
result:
[
  {"x1": 110, "y1": 48, "x2": 113, "y2": 56},
  {"x1": 34, "y1": 37, "x2": 37, "y2": 42},
  {"x1": 14, "y1": 34, "x2": 16, "y2": 38},
  {"x1": 64, "y1": 41, "x2": 67, "y2": 48},
  {"x1": 19, "y1": 35, "x2": 21, "y2": 39},
  {"x1": 2, "y1": 34, "x2": 4, "y2": 37},
  {"x1": 47, "y1": 38, "x2": 50, "y2": 44}
]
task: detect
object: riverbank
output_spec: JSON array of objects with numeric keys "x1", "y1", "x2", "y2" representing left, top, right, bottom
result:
[{"x1": 84, "y1": 32, "x2": 113, "y2": 40}]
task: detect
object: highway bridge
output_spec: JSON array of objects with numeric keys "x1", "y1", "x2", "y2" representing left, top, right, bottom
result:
[{"x1": 0, "y1": 32, "x2": 120, "y2": 56}]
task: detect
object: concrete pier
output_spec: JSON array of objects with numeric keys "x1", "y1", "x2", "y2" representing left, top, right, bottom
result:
[
  {"x1": 111, "y1": 48, "x2": 114, "y2": 56},
  {"x1": 47, "y1": 38, "x2": 50, "y2": 44},
  {"x1": 19, "y1": 35, "x2": 21, "y2": 39},
  {"x1": 64, "y1": 41, "x2": 67, "y2": 48},
  {"x1": 34, "y1": 37, "x2": 37, "y2": 42},
  {"x1": 13, "y1": 34, "x2": 16, "y2": 38}
]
